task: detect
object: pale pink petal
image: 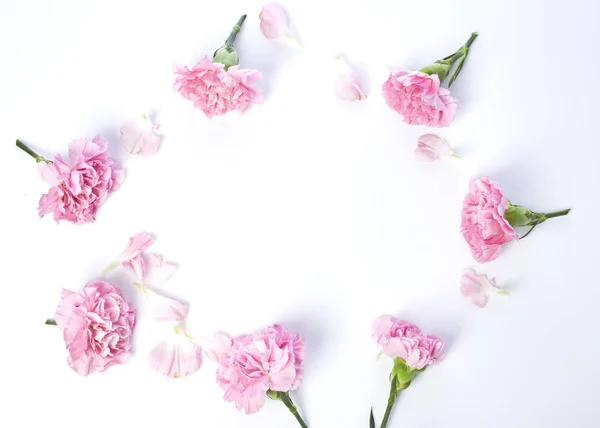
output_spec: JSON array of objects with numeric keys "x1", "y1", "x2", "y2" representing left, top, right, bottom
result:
[
  {"x1": 259, "y1": 3, "x2": 290, "y2": 39},
  {"x1": 149, "y1": 339, "x2": 202, "y2": 378},
  {"x1": 334, "y1": 56, "x2": 367, "y2": 101},
  {"x1": 414, "y1": 134, "x2": 455, "y2": 162},
  {"x1": 120, "y1": 116, "x2": 161, "y2": 157},
  {"x1": 143, "y1": 253, "x2": 177, "y2": 286},
  {"x1": 148, "y1": 292, "x2": 188, "y2": 322},
  {"x1": 203, "y1": 332, "x2": 232, "y2": 362},
  {"x1": 55, "y1": 289, "x2": 85, "y2": 329},
  {"x1": 36, "y1": 162, "x2": 60, "y2": 186},
  {"x1": 118, "y1": 232, "x2": 153, "y2": 263},
  {"x1": 123, "y1": 254, "x2": 146, "y2": 280},
  {"x1": 460, "y1": 267, "x2": 497, "y2": 307}
]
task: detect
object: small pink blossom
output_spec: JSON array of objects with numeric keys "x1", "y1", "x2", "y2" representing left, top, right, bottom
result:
[
  {"x1": 259, "y1": 3, "x2": 300, "y2": 45},
  {"x1": 460, "y1": 268, "x2": 507, "y2": 307},
  {"x1": 372, "y1": 315, "x2": 444, "y2": 370},
  {"x1": 37, "y1": 135, "x2": 123, "y2": 224},
  {"x1": 461, "y1": 177, "x2": 519, "y2": 263},
  {"x1": 55, "y1": 280, "x2": 135, "y2": 376},
  {"x1": 120, "y1": 115, "x2": 161, "y2": 157},
  {"x1": 216, "y1": 324, "x2": 305, "y2": 414},
  {"x1": 382, "y1": 68, "x2": 458, "y2": 127},
  {"x1": 414, "y1": 134, "x2": 459, "y2": 162},
  {"x1": 174, "y1": 56, "x2": 263, "y2": 118},
  {"x1": 334, "y1": 55, "x2": 367, "y2": 101},
  {"x1": 149, "y1": 328, "x2": 202, "y2": 378}
]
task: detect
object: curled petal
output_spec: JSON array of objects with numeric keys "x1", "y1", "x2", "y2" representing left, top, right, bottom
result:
[
  {"x1": 203, "y1": 332, "x2": 233, "y2": 363},
  {"x1": 460, "y1": 267, "x2": 500, "y2": 307},
  {"x1": 124, "y1": 253, "x2": 177, "y2": 286},
  {"x1": 118, "y1": 232, "x2": 153, "y2": 264},
  {"x1": 333, "y1": 56, "x2": 367, "y2": 102},
  {"x1": 149, "y1": 338, "x2": 202, "y2": 378},
  {"x1": 414, "y1": 134, "x2": 456, "y2": 162},
  {"x1": 120, "y1": 116, "x2": 161, "y2": 157},
  {"x1": 259, "y1": 3, "x2": 291, "y2": 39},
  {"x1": 148, "y1": 291, "x2": 188, "y2": 322}
]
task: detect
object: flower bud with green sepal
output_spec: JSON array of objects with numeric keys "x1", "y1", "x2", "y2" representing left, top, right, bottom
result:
[
  {"x1": 504, "y1": 202, "x2": 535, "y2": 227},
  {"x1": 389, "y1": 358, "x2": 427, "y2": 391},
  {"x1": 213, "y1": 45, "x2": 239, "y2": 70}
]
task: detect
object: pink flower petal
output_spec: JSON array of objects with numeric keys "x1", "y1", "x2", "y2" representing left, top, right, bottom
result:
[
  {"x1": 118, "y1": 232, "x2": 153, "y2": 263},
  {"x1": 149, "y1": 337, "x2": 202, "y2": 378},
  {"x1": 414, "y1": 134, "x2": 455, "y2": 162},
  {"x1": 333, "y1": 56, "x2": 367, "y2": 101},
  {"x1": 120, "y1": 116, "x2": 161, "y2": 157},
  {"x1": 148, "y1": 292, "x2": 188, "y2": 322},
  {"x1": 259, "y1": 3, "x2": 290, "y2": 39},
  {"x1": 203, "y1": 332, "x2": 233, "y2": 363},
  {"x1": 460, "y1": 267, "x2": 499, "y2": 307}
]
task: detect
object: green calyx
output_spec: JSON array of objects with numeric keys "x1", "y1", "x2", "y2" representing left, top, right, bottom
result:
[
  {"x1": 389, "y1": 358, "x2": 426, "y2": 391},
  {"x1": 213, "y1": 45, "x2": 239, "y2": 70},
  {"x1": 266, "y1": 389, "x2": 282, "y2": 400},
  {"x1": 504, "y1": 203, "x2": 535, "y2": 227}
]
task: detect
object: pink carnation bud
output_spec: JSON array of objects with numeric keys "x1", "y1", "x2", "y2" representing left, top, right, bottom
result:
[
  {"x1": 414, "y1": 134, "x2": 460, "y2": 162},
  {"x1": 120, "y1": 115, "x2": 161, "y2": 157},
  {"x1": 334, "y1": 55, "x2": 367, "y2": 101}
]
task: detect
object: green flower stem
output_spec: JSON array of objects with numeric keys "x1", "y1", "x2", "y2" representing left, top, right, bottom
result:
[
  {"x1": 380, "y1": 380, "x2": 398, "y2": 428},
  {"x1": 279, "y1": 392, "x2": 308, "y2": 428},
  {"x1": 16, "y1": 139, "x2": 51, "y2": 163},
  {"x1": 447, "y1": 32, "x2": 478, "y2": 87},
  {"x1": 225, "y1": 14, "x2": 247, "y2": 47},
  {"x1": 544, "y1": 208, "x2": 571, "y2": 219},
  {"x1": 45, "y1": 319, "x2": 57, "y2": 326},
  {"x1": 464, "y1": 32, "x2": 479, "y2": 48}
]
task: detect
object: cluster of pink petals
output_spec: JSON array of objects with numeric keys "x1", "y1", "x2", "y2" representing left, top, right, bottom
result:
[
  {"x1": 55, "y1": 280, "x2": 135, "y2": 376},
  {"x1": 120, "y1": 116, "x2": 161, "y2": 157},
  {"x1": 461, "y1": 177, "x2": 519, "y2": 263},
  {"x1": 37, "y1": 135, "x2": 123, "y2": 224},
  {"x1": 174, "y1": 57, "x2": 263, "y2": 118},
  {"x1": 216, "y1": 325, "x2": 305, "y2": 414},
  {"x1": 372, "y1": 315, "x2": 444, "y2": 370},
  {"x1": 460, "y1": 267, "x2": 506, "y2": 307},
  {"x1": 382, "y1": 68, "x2": 458, "y2": 127},
  {"x1": 414, "y1": 134, "x2": 458, "y2": 162}
]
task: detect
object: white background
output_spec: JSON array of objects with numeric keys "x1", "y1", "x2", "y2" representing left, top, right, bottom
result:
[{"x1": 0, "y1": 0, "x2": 598, "y2": 427}]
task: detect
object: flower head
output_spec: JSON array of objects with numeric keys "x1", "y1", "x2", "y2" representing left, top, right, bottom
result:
[
  {"x1": 372, "y1": 315, "x2": 444, "y2": 370},
  {"x1": 382, "y1": 68, "x2": 458, "y2": 127},
  {"x1": 174, "y1": 57, "x2": 263, "y2": 118},
  {"x1": 216, "y1": 324, "x2": 305, "y2": 414},
  {"x1": 37, "y1": 135, "x2": 123, "y2": 224},
  {"x1": 149, "y1": 326, "x2": 202, "y2": 379},
  {"x1": 461, "y1": 177, "x2": 519, "y2": 263},
  {"x1": 55, "y1": 280, "x2": 135, "y2": 376},
  {"x1": 120, "y1": 115, "x2": 161, "y2": 157},
  {"x1": 414, "y1": 134, "x2": 459, "y2": 161}
]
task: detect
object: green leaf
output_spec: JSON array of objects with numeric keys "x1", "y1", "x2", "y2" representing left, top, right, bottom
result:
[{"x1": 370, "y1": 408, "x2": 376, "y2": 428}]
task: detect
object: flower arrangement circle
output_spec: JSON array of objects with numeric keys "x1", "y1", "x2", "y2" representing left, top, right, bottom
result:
[
  {"x1": 16, "y1": 136, "x2": 123, "y2": 224},
  {"x1": 461, "y1": 176, "x2": 571, "y2": 262},
  {"x1": 382, "y1": 32, "x2": 478, "y2": 127},
  {"x1": 370, "y1": 315, "x2": 444, "y2": 428},
  {"x1": 174, "y1": 15, "x2": 263, "y2": 117},
  {"x1": 52, "y1": 280, "x2": 135, "y2": 376}
]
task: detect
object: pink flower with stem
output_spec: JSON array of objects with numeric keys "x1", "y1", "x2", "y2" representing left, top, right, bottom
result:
[
  {"x1": 414, "y1": 134, "x2": 460, "y2": 162},
  {"x1": 383, "y1": 33, "x2": 478, "y2": 127},
  {"x1": 460, "y1": 267, "x2": 508, "y2": 307},
  {"x1": 461, "y1": 177, "x2": 571, "y2": 262},
  {"x1": 371, "y1": 315, "x2": 444, "y2": 428},
  {"x1": 16, "y1": 137, "x2": 123, "y2": 224},
  {"x1": 174, "y1": 15, "x2": 263, "y2": 117}
]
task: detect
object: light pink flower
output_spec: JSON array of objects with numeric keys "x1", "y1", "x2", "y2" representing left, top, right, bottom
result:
[
  {"x1": 382, "y1": 68, "x2": 458, "y2": 127},
  {"x1": 372, "y1": 315, "x2": 444, "y2": 370},
  {"x1": 460, "y1": 267, "x2": 506, "y2": 307},
  {"x1": 216, "y1": 324, "x2": 305, "y2": 414},
  {"x1": 334, "y1": 55, "x2": 367, "y2": 101},
  {"x1": 259, "y1": 3, "x2": 300, "y2": 44},
  {"x1": 461, "y1": 177, "x2": 519, "y2": 263},
  {"x1": 54, "y1": 280, "x2": 135, "y2": 376},
  {"x1": 415, "y1": 134, "x2": 459, "y2": 161},
  {"x1": 37, "y1": 135, "x2": 123, "y2": 224},
  {"x1": 149, "y1": 329, "x2": 203, "y2": 378},
  {"x1": 174, "y1": 56, "x2": 263, "y2": 118},
  {"x1": 120, "y1": 115, "x2": 161, "y2": 157}
]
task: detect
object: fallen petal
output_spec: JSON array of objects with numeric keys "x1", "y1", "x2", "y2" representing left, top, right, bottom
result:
[
  {"x1": 149, "y1": 337, "x2": 202, "y2": 378},
  {"x1": 260, "y1": 3, "x2": 296, "y2": 41},
  {"x1": 334, "y1": 56, "x2": 367, "y2": 101},
  {"x1": 460, "y1": 267, "x2": 498, "y2": 307},
  {"x1": 120, "y1": 116, "x2": 161, "y2": 157},
  {"x1": 414, "y1": 134, "x2": 456, "y2": 162},
  {"x1": 202, "y1": 332, "x2": 232, "y2": 363},
  {"x1": 148, "y1": 291, "x2": 188, "y2": 322}
]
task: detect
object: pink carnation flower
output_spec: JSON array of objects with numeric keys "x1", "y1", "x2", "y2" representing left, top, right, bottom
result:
[
  {"x1": 37, "y1": 135, "x2": 123, "y2": 224},
  {"x1": 382, "y1": 68, "x2": 458, "y2": 127},
  {"x1": 372, "y1": 315, "x2": 444, "y2": 370},
  {"x1": 216, "y1": 324, "x2": 305, "y2": 414},
  {"x1": 461, "y1": 177, "x2": 519, "y2": 263},
  {"x1": 174, "y1": 56, "x2": 263, "y2": 118},
  {"x1": 55, "y1": 280, "x2": 135, "y2": 376}
]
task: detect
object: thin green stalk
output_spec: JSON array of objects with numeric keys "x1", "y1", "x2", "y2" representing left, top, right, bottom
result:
[
  {"x1": 280, "y1": 392, "x2": 308, "y2": 428},
  {"x1": 45, "y1": 319, "x2": 57, "y2": 326},
  {"x1": 380, "y1": 380, "x2": 398, "y2": 428},
  {"x1": 16, "y1": 140, "x2": 51, "y2": 163},
  {"x1": 225, "y1": 15, "x2": 247, "y2": 47},
  {"x1": 544, "y1": 209, "x2": 571, "y2": 219}
]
